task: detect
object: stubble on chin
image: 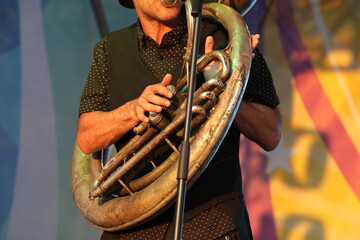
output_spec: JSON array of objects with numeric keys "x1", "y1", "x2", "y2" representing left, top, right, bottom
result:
[{"x1": 136, "y1": 0, "x2": 182, "y2": 29}]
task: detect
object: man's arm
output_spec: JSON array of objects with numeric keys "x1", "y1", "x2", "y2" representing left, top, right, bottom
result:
[
  {"x1": 77, "y1": 74, "x2": 173, "y2": 154},
  {"x1": 77, "y1": 102, "x2": 138, "y2": 155},
  {"x1": 204, "y1": 35, "x2": 281, "y2": 151},
  {"x1": 235, "y1": 102, "x2": 281, "y2": 151}
]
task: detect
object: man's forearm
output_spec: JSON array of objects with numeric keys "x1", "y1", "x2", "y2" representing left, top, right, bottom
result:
[
  {"x1": 235, "y1": 101, "x2": 281, "y2": 151},
  {"x1": 76, "y1": 101, "x2": 140, "y2": 154}
]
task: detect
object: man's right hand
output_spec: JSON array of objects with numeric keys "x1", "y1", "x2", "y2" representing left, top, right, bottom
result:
[
  {"x1": 77, "y1": 74, "x2": 174, "y2": 154},
  {"x1": 130, "y1": 73, "x2": 174, "y2": 123}
]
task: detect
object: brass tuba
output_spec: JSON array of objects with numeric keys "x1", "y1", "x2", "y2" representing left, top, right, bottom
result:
[{"x1": 71, "y1": 0, "x2": 254, "y2": 232}]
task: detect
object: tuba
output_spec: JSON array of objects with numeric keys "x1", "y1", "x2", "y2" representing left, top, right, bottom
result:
[{"x1": 71, "y1": 0, "x2": 255, "y2": 232}]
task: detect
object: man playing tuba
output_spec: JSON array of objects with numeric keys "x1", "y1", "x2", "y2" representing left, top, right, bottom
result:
[{"x1": 76, "y1": 0, "x2": 281, "y2": 239}]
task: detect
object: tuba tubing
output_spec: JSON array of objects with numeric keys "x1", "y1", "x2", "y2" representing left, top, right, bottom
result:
[{"x1": 71, "y1": 2, "x2": 252, "y2": 231}]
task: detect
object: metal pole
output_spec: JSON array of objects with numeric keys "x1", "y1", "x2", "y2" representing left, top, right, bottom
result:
[
  {"x1": 173, "y1": 0, "x2": 203, "y2": 239},
  {"x1": 90, "y1": 0, "x2": 109, "y2": 38}
]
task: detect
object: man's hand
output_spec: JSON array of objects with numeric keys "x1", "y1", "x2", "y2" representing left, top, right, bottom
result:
[
  {"x1": 203, "y1": 34, "x2": 260, "y2": 79},
  {"x1": 251, "y1": 34, "x2": 260, "y2": 51},
  {"x1": 77, "y1": 74, "x2": 174, "y2": 154},
  {"x1": 203, "y1": 36, "x2": 221, "y2": 79},
  {"x1": 130, "y1": 73, "x2": 174, "y2": 123}
]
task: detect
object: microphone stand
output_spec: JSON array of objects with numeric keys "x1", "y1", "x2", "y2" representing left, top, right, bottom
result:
[{"x1": 173, "y1": 0, "x2": 203, "y2": 239}]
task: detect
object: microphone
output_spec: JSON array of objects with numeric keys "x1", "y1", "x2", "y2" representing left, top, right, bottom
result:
[{"x1": 160, "y1": 0, "x2": 177, "y2": 7}]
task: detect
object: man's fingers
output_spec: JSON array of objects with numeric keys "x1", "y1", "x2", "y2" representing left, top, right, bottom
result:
[
  {"x1": 139, "y1": 100, "x2": 163, "y2": 112},
  {"x1": 136, "y1": 110, "x2": 149, "y2": 123},
  {"x1": 145, "y1": 94, "x2": 171, "y2": 108},
  {"x1": 251, "y1": 34, "x2": 260, "y2": 50},
  {"x1": 144, "y1": 84, "x2": 172, "y2": 99},
  {"x1": 133, "y1": 74, "x2": 175, "y2": 123},
  {"x1": 205, "y1": 36, "x2": 214, "y2": 54},
  {"x1": 161, "y1": 73, "x2": 172, "y2": 87}
]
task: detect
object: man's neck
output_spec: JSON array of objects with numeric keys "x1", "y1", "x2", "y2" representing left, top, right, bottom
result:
[{"x1": 139, "y1": 17, "x2": 181, "y2": 45}]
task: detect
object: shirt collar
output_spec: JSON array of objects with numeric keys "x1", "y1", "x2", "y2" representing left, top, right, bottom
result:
[{"x1": 137, "y1": 17, "x2": 187, "y2": 50}]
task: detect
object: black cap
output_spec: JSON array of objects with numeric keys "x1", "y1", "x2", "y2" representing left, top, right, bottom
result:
[{"x1": 118, "y1": 0, "x2": 134, "y2": 9}]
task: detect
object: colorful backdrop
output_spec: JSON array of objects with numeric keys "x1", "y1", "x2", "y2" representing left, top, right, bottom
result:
[{"x1": 0, "y1": 0, "x2": 359, "y2": 239}]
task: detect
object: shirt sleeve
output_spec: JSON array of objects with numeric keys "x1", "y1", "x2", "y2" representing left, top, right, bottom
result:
[
  {"x1": 79, "y1": 37, "x2": 111, "y2": 116},
  {"x1": 243, "y1": 48, "x2": 280, "y2": 107}
]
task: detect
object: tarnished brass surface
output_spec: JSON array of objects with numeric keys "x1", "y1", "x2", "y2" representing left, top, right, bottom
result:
[{"x1": 203, "y1": 0, "x2": 257, "y2": 15}]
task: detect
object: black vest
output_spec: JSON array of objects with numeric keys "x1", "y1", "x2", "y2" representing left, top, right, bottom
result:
[
  {"x1": 104, "y1": 22, "x2": 242, "y2": 214},
  {"x1": 106, "y1": 24, "x2": 184, "y2": 110}
]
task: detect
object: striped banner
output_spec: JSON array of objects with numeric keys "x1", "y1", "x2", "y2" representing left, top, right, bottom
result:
[{"x1": 242, "y1": 0, "x2": 360, "y2": 239}]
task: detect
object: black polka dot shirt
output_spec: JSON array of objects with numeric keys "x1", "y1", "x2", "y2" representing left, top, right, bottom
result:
[
  {"x1": 79, "y1": 22, "x2": 279, "y2": 116},
  {"x1": 137, "y1": 20, "x2": 188, "y2": 81}
]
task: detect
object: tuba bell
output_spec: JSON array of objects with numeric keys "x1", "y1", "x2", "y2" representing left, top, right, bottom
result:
[{"x1": 71, "y1": 0, "x2": 254, "y2": 231}]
